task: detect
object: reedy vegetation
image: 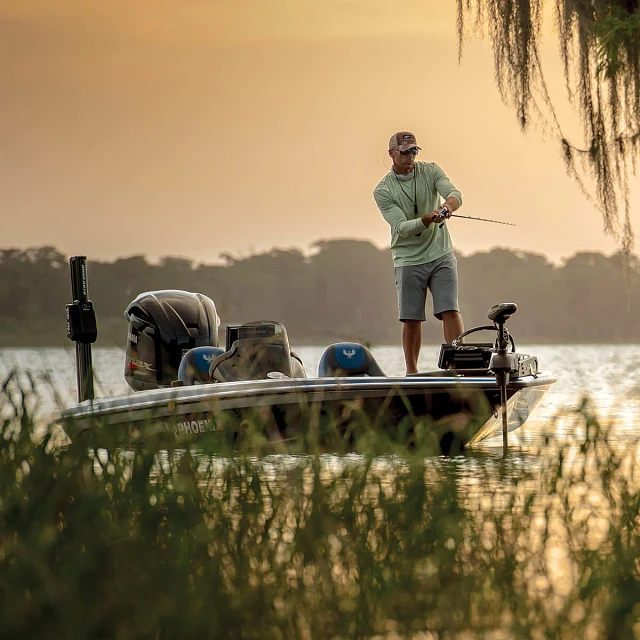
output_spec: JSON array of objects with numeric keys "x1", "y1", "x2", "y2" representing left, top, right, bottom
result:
[
  {"x1": 456, "y1": 0, "x2": 640, "y2": 259},
  {"x1": 1, "y1": 376, "x2": 640, "y2": 638}
]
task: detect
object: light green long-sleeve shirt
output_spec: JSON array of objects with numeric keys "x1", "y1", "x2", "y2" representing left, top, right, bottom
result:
[{"x1": 373, "y1": 161, "x2": 462, "y2": 267}]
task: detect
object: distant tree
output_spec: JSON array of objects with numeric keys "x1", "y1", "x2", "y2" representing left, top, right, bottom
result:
[
  {"x1": 158, "y1": 257, "x2": 194, "y2": 272},
  {"x1": 1, "y1": 244, "x2": 639, "y2": 346},
  {"x1": 456, "y1": 0, "x2": 639, "y2": 258}
]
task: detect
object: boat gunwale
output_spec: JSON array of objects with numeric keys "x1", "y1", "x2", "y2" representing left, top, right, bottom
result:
[{"x1": 61, "y1": 372, "x2": 558, "y2": 421}]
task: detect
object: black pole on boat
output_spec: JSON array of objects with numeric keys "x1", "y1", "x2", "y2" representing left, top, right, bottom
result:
[
  {"x1": 487, "y1": 303, "x2": 518, "y2": 455},
  {"x1": 66, "y1": 256, "x2": 98, "y2": 403}
]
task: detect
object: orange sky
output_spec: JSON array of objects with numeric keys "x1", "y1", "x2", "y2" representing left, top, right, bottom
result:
[{"x1": 1, "y1": 0, "x2": 638, "y2": 264}]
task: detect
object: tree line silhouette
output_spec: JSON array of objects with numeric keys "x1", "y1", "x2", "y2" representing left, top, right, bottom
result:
[{"x1": 0, "y1": 242, "x2": 638, "y2": 347}]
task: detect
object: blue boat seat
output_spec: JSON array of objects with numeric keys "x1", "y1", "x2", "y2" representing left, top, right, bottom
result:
[
  {"x1": 177, "y1": 346, "x2": 226, "y2": 385},
  {"x1": 318, "y1": 342, "x2": 385, "y2": 377}
]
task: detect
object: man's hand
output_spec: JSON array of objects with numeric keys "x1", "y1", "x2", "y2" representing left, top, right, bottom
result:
[
  {"x1": 422, "y1": 201, "x2": 457, "y2": 227},
  {"x1": 421, "y1": 210, "x2": 441, "y2": 227},
  {"x1": 443, "y1": 196, "x2": 460, "y2": 213}
]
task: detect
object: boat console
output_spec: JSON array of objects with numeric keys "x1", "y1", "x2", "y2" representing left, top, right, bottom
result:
[{"x1": 209, "y1": 321, "x2": 306, "y2": 382}]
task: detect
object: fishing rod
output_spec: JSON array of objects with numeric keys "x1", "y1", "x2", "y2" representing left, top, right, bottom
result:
[{"x1": 435, "y1": 207, "x2": 516, "y2": 228}]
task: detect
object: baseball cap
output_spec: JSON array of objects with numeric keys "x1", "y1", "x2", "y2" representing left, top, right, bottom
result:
[{"x1": 388, "y1": 131, "x2": 421, "y2": 152}]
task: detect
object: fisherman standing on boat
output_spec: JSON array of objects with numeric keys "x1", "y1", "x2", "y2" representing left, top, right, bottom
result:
[{"x1": 373, "y1": 131, "x2": 464, "y2": 375}]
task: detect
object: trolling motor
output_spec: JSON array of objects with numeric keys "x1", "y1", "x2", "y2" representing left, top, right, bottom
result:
[
  {"x1": 487, "y1": 303, "x2": 520, "y2": 453},
  {"x1": 66, "y1": 256, "x2": 98, "y2": 403},
  {"x1": 437, "y1": 302, "x2": 539, "y2": 454}
]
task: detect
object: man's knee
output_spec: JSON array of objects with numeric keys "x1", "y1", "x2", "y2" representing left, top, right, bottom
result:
[
  {"x1": 437, "y1": 310, "x2": 461, "y2": 322},
  {"x1": 402, "y1": 319, "x2": 422, "y2": 331}
]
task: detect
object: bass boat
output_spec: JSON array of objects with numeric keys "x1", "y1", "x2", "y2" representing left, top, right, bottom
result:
[{"x1": 60, "y1": 257, "x2": 556, "y2": 453}]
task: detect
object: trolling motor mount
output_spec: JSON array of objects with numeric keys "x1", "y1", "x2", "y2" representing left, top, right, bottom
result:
[
  {"x1": 486, "y1": 303, "x2": 520, "y2": 453},
  {"x1": 488, "y1": 302, "x2": 521, "y2": 379}
]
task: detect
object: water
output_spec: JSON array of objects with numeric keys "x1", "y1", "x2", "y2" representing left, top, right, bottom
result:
[{"x1": 1, "y1": 344, "x2": 639, "y2": 452}]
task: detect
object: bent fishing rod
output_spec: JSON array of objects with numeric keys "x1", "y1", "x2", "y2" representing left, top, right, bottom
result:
[{"x1": 435, "y1": 207, "x2": 516, "y2": 228}]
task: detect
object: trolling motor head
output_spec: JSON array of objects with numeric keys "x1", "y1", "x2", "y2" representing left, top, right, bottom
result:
[
  {"x1": 488, "y1": 302, "x2": 517, "y2": 356},
  {"x1": 488, "y1": 302, "x2": 517, "y2": 325}
]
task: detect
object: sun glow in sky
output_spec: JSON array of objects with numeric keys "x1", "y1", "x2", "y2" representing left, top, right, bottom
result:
[{"x1": 1, "y1": 0, "x2": 638, "y2": 263}]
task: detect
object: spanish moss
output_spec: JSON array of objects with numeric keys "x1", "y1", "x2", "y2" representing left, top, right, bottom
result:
[{"x1": 457, "y1": 0, "x2": 639, "y2": 260}]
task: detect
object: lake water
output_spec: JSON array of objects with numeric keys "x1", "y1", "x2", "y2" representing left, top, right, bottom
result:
[{"x1": 1, "y1": 344, "x2": 639, "y2": 453}]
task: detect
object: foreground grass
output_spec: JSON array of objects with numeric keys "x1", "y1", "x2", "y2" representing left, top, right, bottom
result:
[{"x1": 1, "y1": 378, "x2": 640, "y2": 639}]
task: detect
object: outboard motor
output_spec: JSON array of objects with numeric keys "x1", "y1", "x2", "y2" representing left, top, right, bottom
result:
[
  {"x1": 124, "y1": 290, "x2": 220, "y2": 391},
  {"x1": 209, "y1": 320, "x2": 306, "y2": 382},
  {"x1": 318, "y1": 342, "x2": 385, "y2": 377},
  {"x1": 178, "y1": 346, "x2": 226, "y2": 385}
]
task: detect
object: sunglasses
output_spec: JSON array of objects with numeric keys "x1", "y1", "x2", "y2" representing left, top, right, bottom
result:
[{"x1": 399, "y1": 147, "x2": 420, "y2": 156}]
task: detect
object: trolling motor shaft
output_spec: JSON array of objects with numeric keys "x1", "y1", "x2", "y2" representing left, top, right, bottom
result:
[{"x1": 487, "y1": 303, "x2": 519, "y2": 454}]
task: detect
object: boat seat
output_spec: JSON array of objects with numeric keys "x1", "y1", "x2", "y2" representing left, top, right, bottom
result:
[
  {"x1": 318, "y1": 342, "x2": 385, "y2": 377},
  {"x1": 177, "y1": 346, "x2": 226, "y2": 385}
]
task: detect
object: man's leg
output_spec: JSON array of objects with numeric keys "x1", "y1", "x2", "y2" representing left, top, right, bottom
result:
[
  {"x1": 402, "y1": 320, "x2": 422, "y2": 375},
  {"x1": 429, "y1": 253, "x2": 464, "y2": 344},
  {"x1": 441, "y1": 310, "x2": 464, "y2": 344},
  {"x1": 395, "y1": 264, "x2": 428, "y2": 375}
]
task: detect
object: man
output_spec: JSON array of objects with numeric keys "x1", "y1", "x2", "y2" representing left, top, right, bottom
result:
[{"x1": 373, "y1": 131, "x2": 464, "y2": 375}]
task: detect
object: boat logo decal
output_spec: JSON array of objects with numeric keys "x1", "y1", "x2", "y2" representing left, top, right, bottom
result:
[
  {"x1": 174, "y1": 418, "x2": 215, "y2": 436},
  {"x1": 126, "y1": 356, "x2": 155, "y2": 371},
  {"x1": 335, "y1": 344, "x2": 366, "y2": 368},
  {"x1": 202, "y1": 353, "x2": 216, "y2": 363}
]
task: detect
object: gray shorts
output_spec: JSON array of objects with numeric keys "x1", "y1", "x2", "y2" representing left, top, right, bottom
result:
[{"x1": 395, "y1": 252, "x2": 460, "y2": 321}]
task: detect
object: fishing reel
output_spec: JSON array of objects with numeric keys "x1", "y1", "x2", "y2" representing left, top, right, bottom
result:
[{"x1": 434, "y1": 205, "x2": 451, "y2": 228}]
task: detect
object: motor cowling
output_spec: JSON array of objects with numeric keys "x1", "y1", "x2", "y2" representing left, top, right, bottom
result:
[
  {"x1": 124, "y1": 290, "x2": 220, "y2": 391},
  {"x1": 318, "y1": 342, "x2": 385, "y2": 377}
]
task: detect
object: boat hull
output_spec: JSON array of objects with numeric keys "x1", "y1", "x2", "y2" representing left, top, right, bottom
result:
[{"x1": 59, "y1": 373, "x2": 556, "y2": 453}]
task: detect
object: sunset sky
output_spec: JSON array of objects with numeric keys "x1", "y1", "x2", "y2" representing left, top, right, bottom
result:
[{"x1": 1, "y1": 0, "x2": 638, "y2": 264}]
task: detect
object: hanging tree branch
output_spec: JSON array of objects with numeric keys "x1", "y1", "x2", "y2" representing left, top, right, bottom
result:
[{"x1": 457, "y1": 0, "x2": 640, "y2": 259}]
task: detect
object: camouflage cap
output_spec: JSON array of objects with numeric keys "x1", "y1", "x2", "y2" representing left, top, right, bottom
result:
[{"x1": 388, "y1": 131, "x2": 421, "y2": 152}]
